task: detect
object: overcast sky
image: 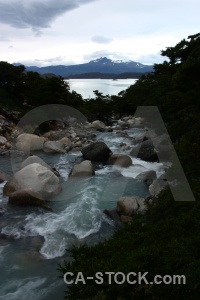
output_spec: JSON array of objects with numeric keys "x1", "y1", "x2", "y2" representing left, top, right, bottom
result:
[{"x1": 0, "y1": 0, "x2": 199, "y2": 66}]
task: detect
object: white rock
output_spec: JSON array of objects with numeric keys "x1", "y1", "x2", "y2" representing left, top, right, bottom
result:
[
  {"x1": 127, "y1": 119, "x2": 135, "y2": 126},
  {"x1": 60, "y1": 137, "x2": 72, "y2": 146},
  {"x1": 117, "y1": 196, "x2": 147, "y2": 216},
  {"x1": 69, "y1": 160, "x2": 94, "y2": 177},
  {"x1": 0, "y1": 136, "x2": 7, "y2": 145},
  {"x1": 70, "y1": 133, "x2": 77, "y2": 138},
  {"x1": 134, "y1": 117, "x2": 145, "y2": 127},
  {"x1": 43, "y1": 140, "x2": 65, "y2": 154},
  {"x1": 91, "y1": 120, "x2": 106, "y2": 130},
  {"x1": 16, "y1": 133, "x2": 45, "y2": 152},
  {"x1": 74, "y1": 141, "x2": 82, "y2": 147},
  {"x1": 3, "y1": 163, "x2": 61, "y2": 199},
  {"x1": 122, "y1": 116, "x2": 131, "y2": 121},
  {"x1": 21, "y1": 155, "x2": 52, "y2": 171},
  {"x1": 136, "y1": 197, "x2": 148, "y2": 213},
  {"x1": 149, "y1": 179, "x2": 168, "y2": 197}
]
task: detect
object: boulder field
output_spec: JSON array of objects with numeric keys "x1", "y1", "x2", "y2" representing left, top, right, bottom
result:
[{"x1": 0, "y1": 116, "x2": 169, "y2": 220}]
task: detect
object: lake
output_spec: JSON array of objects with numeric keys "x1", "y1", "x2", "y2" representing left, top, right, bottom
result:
[{"x1": 67, "y1": 79, "x2": 137, "y2": 99}]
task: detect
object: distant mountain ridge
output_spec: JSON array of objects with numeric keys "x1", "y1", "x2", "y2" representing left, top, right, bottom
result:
[{"x1": 15, "y1": 57, "x2": 154, "y2": 77}]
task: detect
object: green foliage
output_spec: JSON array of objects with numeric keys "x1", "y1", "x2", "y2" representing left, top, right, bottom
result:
[{"x1": 0, "y1": 62, "x2": 85, "y2": 112}]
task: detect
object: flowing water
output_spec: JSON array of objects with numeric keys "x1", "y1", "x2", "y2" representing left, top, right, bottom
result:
[{"x1": 0, "y1": 128, "x2": 166, "y2": 299}]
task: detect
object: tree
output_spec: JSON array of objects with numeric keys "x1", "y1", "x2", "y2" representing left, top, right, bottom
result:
[{"x1": 0, "y1": 61, "x2": 25, "y2": 101}]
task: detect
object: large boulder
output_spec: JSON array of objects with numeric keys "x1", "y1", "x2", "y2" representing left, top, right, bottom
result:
[
  {"x1": 8, "y1": 189, "x2": 51, "y2": 210},
  {"x1": 107, "y1": 154, "x2": 132, "y2": 168},
  {"x1": 21, "y1": 155, "x2": 52, "y2": 170},
  {"x1": 136, "y1": 170, "x2": 157, "y2": 185},
  {"x1": 0, "y1": 136, "x2": 7, "y2": 145},
  {"x1": 117, "y1": 196, "x2": 147, "y2": 216},
  {"x1": 81, "y1": 142, "x2": 112, "y2": 163},
  {"x1": 130, "y1": 140, "x2": 158, "y2": 162},
  {"x1": 3, "y1": 163, "x2": 61, "y2": 199},
  {"x1": 91, "y1": 120, "x2": 106, "y2": 130},
  {"x1": 117, "y1": 120, "x2": 129, "y2": 129},
  {"x1": 43, "y1": 140, "x2": 65, "y2": 154},
  {"x1": 69, "y1": 160, "x2": 94, "y2": 177},
  {"x1": 21, "y1": 155, "x2": 60, "y2": 177},
  {"x1": 16, "y1": 133, "x2": 45, "y2": 152},
  {"x1": 127, "y1": 119, "x2": 135, "y2": 127},
  {"x1": 149, "y1": 179, "x2": 168, "y2": 197},
  {"x1": 60, "y1": 137, "x2": 72, "y2": 146}
]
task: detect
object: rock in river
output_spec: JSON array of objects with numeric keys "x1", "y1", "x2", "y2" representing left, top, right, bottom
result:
[
  {"x1": 91, "y1": 120, "x2": 106, "y2": 130},
  {"x1": 130, "y1": 140, "x2": 158, "y2": 162},
  {"x1": 108, "y1": 154, "x2": 132, "y2": 168},
  {"x1": 43, "y1": 140, "x2": 66, "y2": 154},
  {"x1": 69, "y1": 160, "x2": 94, "y2": 177},
  {"x1": 136, "y1": 170, "x2": 157, "y2": 185},
  {"x1": 149, "y1": 178, "x2": 168, "y2": 197},
  {"x1": 117, "y1": 196, "x2": 147, "y2": 216},
  {"x1": 16, "y1": 133, "x2": 45, "y2": 152},
  {"x1": 81, "y1": 141, "x2": 112, "y2": 163},
  {"x1": 21, "y1": 155, "x2": 52, "y2": 170},
  {"x1": 3, "y1": 163, "x2": 61, "y2": 199},
  {"x1": 9, "y1": 188, "x2": 51, "y2": 210}
]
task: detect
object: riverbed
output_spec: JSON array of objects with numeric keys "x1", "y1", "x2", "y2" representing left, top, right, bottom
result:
[{"x1": 0, "y1": 127, "x2": 165, "y2": 300}]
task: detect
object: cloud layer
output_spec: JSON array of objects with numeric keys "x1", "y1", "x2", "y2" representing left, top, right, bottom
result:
[
  {"x1": 0, "y1": 0, "x2": 199, "y2": 66},
  {"x1": 91, "y1": 35, "x2": 113, "y2": 44},
  {"x1": 0, "y1": 0, "x2": 97, "y2": 32}
]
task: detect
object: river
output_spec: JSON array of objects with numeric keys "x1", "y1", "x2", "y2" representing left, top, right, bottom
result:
[
  {"x1": 0, "y1": 128, "x2": 165, "y2": 300},
  {"x1": 67, "y1": 79, "x2": 137, "y2": 99}
]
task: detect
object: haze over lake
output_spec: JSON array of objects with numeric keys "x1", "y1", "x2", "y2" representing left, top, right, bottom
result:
[{"x1": 67, "y1": 79, "x2": 137, "y2": 99}]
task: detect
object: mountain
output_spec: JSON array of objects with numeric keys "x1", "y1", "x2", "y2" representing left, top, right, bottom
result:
[
  {"x1": 65, "y1": 72, "x2": 145, "y2": 79},
  {"x1": 21, "y1": 57, "x2": 153, "y2": 77}
]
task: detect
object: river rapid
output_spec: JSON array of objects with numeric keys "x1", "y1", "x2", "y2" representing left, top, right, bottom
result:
[{"x1": 0, "y1": 127, "x2": 166, "y2": 300}]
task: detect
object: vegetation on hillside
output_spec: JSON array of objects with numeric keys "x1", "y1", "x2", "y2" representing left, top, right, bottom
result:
[{"x1": 0, "y1": 62, "x2": 84, "y2": 112}]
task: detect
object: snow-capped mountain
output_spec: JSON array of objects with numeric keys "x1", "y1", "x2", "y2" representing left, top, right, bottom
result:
[{"x1": 23, "y1": 57, "x2": 153, "y2": 77}]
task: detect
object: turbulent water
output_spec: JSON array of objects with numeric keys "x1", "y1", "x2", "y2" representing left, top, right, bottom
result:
[{"x1": 0, "y1": 129, "x2": 166, "y2": 300}]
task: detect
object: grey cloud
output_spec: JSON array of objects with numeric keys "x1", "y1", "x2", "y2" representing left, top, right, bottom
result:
[
  {"x1": 83, "y1": 50, "x2": 133, "y2": 62},
  {"x1": 91, "y1": 35, "x2": 112, "y2": 44},
  {"x1": 83, "y1": 50, "x2": 113, "y2": 61},
  {"x1": 84, "y1": 50, "x2": 166, "y2": 65},
  {"x1": 0, "y1": 0, "x2": 98, "y2": 33},
  {"x1": 17, "y1": 56, "x2": 76, "y2": 67},
  {"x1": 135, "y1": 53, "x2": 166, "y2": 65},
  {"x1": 0, "y1": 34, "x2": 9, "y2": 41}
]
